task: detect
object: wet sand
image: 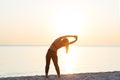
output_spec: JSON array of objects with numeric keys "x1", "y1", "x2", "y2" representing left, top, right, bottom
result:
[{"x1": 0, "y1": 71, "x2": 120, "y2": 80}]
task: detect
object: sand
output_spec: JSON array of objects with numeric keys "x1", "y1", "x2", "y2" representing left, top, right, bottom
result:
[{"x1": 0, "y1": 71, "x2": 120, "y2": 80}]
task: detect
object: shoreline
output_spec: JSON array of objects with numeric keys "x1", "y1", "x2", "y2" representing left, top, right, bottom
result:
[{"x1": 0, "y1": 71, "x2": 120, "y2": 80}]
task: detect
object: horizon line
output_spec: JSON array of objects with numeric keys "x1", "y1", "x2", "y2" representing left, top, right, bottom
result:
[{"x1": 0, "y1": 45, "x2": 120, "y2": 47}]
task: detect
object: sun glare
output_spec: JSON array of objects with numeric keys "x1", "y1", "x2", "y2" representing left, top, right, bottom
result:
[
  {"x1": 59, "y1": 46, "x2": 78, "y2": 74},
  {"x1": 53, "y1": 10, "x2": 86, "y2": 35}
]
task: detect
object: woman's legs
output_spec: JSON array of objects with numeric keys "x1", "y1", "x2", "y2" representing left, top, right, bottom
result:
[
  {"x1": 45, "y1": 49, "x2": 60, "y2": 78},
  {"x1": 52, "y1": 54, "x2": 60, "y2": 77},
  {"x1": 45, "y1": 50, "x2": 51, "y2": 78}
]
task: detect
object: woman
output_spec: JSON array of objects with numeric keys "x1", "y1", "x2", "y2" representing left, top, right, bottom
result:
[{"x1": 45, "y1": 35, "x2": 78, "y2": 78}]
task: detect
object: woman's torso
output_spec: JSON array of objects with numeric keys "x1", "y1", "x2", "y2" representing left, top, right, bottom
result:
[{"x1": 49, "y1": 39, "x2": 65, "y2": 51}]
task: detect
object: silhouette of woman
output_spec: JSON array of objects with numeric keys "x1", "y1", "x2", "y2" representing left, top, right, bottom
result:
[{"x1": 45, "y1": 35, "x2": 78, "y2": 78}]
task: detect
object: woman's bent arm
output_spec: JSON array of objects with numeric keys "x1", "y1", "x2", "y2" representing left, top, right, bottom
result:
[{"x1": 69, "y1": 35, "x2": 78, "y2": 44}]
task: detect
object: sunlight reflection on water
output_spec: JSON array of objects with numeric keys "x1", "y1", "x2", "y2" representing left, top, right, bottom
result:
[{"x1": 0, "y1": 46, "x2": 120, "y2": 77}]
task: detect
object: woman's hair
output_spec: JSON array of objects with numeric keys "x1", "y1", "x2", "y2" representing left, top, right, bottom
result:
[
  {"x1": 62, "y1": 38, "x2": 69, "y2": 53},
  {"x1": 62, "y1": 38, "x2": 69, "y2": 43}
]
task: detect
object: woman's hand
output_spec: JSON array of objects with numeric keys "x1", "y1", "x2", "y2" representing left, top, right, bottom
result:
[{"x1": 73, "y1": 35, "x2": 78, "y2": 40}]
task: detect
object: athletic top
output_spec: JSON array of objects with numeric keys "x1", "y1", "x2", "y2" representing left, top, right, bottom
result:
[{"x1": 49, "y1": 39, "x2": 66, "y2": 52}]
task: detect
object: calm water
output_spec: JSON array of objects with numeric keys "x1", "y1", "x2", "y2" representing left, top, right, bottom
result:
[{"x1": 0, "y1": 45, "x2": 120, "y2": 77}]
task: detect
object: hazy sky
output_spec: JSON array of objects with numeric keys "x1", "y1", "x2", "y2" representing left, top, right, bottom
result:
[{"x1": 0, "y1": 0, "x2": 120, "y2": 45}]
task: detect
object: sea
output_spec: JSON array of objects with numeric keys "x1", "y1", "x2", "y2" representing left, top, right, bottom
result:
[{"x1": 0, "y1": 45, "x2": 120, "y2": 78}]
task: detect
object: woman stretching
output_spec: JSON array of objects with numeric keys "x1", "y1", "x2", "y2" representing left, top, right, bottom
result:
[{"x1": 45, "y1": 35, "x2": 78, "y2": 78}]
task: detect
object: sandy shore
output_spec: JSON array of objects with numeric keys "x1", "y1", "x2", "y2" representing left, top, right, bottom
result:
[{"x1": 0, "y1": 71, "x2": 120, "y2": 80}]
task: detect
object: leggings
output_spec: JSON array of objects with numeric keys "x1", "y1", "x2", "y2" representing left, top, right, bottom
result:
[{"x1": 45, "y1": 49, "x2": 60, "y2": 76}]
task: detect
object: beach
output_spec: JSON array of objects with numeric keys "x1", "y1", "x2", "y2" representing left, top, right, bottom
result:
[{"x1": 0, "y1": 71, "x2": 120, "y2": 80}]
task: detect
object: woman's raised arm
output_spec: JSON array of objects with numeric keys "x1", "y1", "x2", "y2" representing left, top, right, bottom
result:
[
  {"x1": 57, "y1": 35, "x2": 75, "y2": 40},
  {"x1": 55, "y1": 35, "x2": 78, "y2": 43},
  {"x1": 68, "y1": 35, "x2": 78, "y2": 44}
]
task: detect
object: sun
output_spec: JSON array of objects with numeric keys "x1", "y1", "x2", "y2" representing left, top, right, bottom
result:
[{"x1": 53, "y1": 10, "x2": 85, "y2": 35}]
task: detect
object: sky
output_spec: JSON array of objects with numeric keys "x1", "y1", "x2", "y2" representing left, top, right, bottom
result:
[{"x1": 0, "y1": 0, "x2": 120, "y2": 46}]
